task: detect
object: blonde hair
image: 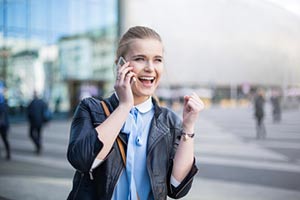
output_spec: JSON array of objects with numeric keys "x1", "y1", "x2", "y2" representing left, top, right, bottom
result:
[{"x1": 115, "y1": 26, "x2": 162, "y2": 63}]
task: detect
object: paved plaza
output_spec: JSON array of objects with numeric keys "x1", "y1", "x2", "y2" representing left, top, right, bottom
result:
[{"x1": 0, "y1": 104, "x2": 300, "y2": 200}]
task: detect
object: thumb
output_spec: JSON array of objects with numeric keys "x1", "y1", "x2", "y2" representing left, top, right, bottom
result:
[{"x1": 184, "y1": 95, "x2": 189, "y2": 107}]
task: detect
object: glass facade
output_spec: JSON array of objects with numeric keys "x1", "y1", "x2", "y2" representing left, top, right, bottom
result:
[{"x1": 0, "y1": 0, "x2": 119, "y2": 114}]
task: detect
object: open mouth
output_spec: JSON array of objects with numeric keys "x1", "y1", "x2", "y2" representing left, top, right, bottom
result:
[{"x1": 138, "y1": 76, "x2": 155, "y2": 85}]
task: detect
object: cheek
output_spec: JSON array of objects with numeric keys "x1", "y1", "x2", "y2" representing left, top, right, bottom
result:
[
  {"x1": 156, "y1": 66, "x2": 164, "y2": 78},
  {"x1": 131, "y1": 63, "x2": 142, "y2": 73}
]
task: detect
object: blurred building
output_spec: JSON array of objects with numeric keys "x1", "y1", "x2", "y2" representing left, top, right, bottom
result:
[
  {"x1": 0, "y1": 0, "x2": 119, "y2": 114},
  {"x1": 9, "y1": 49, "x2": 44, "y2": 108},
  {"x1": 2, "y1": 0, "x2": 300, "y2": 111},
  {"x1": 58, "y1": 28, "x2": 116, "y2": 111},
  {"x1": 122, "y1": 0, "x2": 300, "y2": 103}
]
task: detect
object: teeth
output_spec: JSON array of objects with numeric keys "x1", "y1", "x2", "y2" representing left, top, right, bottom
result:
[{"x1": 139, "y1": 77, "x2": 154, "y2": 80}]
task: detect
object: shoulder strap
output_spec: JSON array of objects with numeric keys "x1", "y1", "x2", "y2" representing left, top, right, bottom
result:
[
  {"x1": 100, "y1": 101, "x2": 110, "y2": 117},
  {"x1": 100, "y1": 101, "x2": 126, "y2": 166}
]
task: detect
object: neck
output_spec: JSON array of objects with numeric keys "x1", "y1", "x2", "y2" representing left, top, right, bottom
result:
[{"x1": 134, "y1": 95, "x2": 150, "y2": 106}]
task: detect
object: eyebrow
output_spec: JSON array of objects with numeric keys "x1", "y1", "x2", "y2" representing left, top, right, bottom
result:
[
  {"x1": 132, "y1": 54, "x2": 145, "y2": 58},
  {"x1": 132, "y1": 55, "x2": 163, "y2": 59}
]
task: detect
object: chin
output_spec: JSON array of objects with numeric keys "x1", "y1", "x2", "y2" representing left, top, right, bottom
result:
[{"x1": 135, "y1": 89, "x2": 155, "y2": 98}]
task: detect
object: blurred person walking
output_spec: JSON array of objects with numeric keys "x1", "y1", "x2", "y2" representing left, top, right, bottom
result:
[
  {"x1": 27, "y1": 91, "x2": 48, "y2": 155},
  {"x1": 67, "y1": 26, "x2": 204, "y2": 200},
  {"x1": 270, "y1": 89, "x2": 282, "y2": 123},
  {"x1": 254, "y1": 89, "x2": 266, "y2": 139},
  {"x1": 0, "y1": 83, "x2": 11, "y2": 160},
  {"x1": 54, "y1": 96, "x2": 61, "y2": 113}
]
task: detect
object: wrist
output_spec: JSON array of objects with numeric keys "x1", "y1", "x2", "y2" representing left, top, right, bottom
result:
[
  {"x1": 181, "y1": 131, "x2": 195, "y2": 141},
  {"x1": 182, "y1": 126, "x2": 194, "y2": 135},
  {"x1": 118, "y1": 102, "x2": 133, "y2": 111}
]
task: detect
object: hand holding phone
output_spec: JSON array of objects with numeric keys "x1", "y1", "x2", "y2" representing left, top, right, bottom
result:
[
  {"x1": 116, "y1": 57, "x2": 136, "y2": 83},
  {"x1": 115, "y1": 57, "x2": 135, "y2": 107}
]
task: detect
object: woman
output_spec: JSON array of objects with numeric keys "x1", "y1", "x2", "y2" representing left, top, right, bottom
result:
[{"x1": 67, "y1": 26, "x2": 204, "y2": 200}]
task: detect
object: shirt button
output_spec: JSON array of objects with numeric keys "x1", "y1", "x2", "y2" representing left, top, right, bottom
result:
[{"x1": 135, "y1": 136, "x2": 143, "y2": 146}]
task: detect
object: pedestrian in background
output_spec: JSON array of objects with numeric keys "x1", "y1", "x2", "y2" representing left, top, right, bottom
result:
[
  {"x1": 0, "y1": 83, "x2": 11, "y2": 160},
  {"x1": 67, "y1": 26, "x2": 204, "y2": 200},
  {"x1": 270, "y1": 89, "x2": 282, "y2": 123},
  {"x1": 54, "y1": 96, "x2": 61, "y2": 113},
  {"x1": 254, "y1": 88, "x2": 266, "y2": 139},
  {"x1": 27, "y1": 91, "x2": 48, "y2": 155}
]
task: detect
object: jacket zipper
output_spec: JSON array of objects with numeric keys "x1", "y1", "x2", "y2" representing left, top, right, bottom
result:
[
  {"x1": 175, "y1": 177, "x2": 193, "y2": 198},
  {"x1": 89, "y1": 170, "x2": 94, "y2": 180}
]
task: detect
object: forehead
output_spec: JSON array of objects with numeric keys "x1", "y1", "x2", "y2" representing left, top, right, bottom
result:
[{"x1": 127, "y1": 38, "x2": 163, "y2": 57}]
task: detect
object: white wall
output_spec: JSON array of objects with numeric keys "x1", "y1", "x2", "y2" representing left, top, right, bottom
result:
[{"x1": 122, "y1": 0, "x2": 300, "y2": 87}]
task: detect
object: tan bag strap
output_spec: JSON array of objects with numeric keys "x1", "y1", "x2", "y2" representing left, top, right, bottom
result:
[
  {"x1": 100, "y1": 100, "x2": 110, "y2": 117},
  {"x1": 100, "y1": 101, "x2": 126, "y2": 166}
]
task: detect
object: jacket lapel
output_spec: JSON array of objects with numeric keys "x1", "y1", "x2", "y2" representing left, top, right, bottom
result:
[{"x1": 147, "y1": 102, "x2": 169, "y2": 153}]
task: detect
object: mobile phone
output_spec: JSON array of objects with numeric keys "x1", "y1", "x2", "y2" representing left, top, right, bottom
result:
[
  {"x1": 114, "y1": 57, "x2": 126, "y2": 76},
  {"x1": 116, "y1": 56, "x2": 136, "y2": 83},
  {"x1": 117, "y1": 56, "x2": 126, "y2": 67}
]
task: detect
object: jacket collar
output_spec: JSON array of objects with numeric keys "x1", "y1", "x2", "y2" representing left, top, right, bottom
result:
[{"x1": 107, "y1": 93, "x2": 119, "y2": 111}]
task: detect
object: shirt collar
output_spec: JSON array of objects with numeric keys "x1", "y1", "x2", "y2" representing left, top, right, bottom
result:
[
  {"x1": 114, "y1": 92, "x2": 153, "y2": 113},
  {"x1": 134, "y1": 96, "x2": 153, "y2": 113}
]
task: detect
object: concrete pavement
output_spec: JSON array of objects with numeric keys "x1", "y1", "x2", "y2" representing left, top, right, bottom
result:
[
  {"x1": 0, "y1": 105, "x2": 300, "y2": 200},
  {"x1": 187, "y1": 105, "x2": 300, "y2": 200}
]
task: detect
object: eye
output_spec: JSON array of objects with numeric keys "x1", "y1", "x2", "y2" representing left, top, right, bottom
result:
[
  {"x1": 134, "y1": 57, "x2": 145, "y2": 62},
  {"x1": 155, "y1": 58, "x2": 163, "y2": 63}
]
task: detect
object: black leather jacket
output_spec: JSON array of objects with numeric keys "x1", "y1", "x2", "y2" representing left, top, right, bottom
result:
[{"x1": 67, "y1": 94, "x2": 198, "y2": 200}]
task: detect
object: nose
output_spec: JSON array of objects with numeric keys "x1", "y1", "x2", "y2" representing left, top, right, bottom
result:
[{"x1": 145, "y1": 60, "x2": 154, "y2": 71}]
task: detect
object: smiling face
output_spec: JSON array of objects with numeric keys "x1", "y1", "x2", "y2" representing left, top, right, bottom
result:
[{"x1": 124, "y1": 38, "x2": 164, "y2": 105}]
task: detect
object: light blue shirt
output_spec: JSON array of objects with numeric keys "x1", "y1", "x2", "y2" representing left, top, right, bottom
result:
[{"x1": 112, "y1": 97, "x2": 154, "y2": 200}]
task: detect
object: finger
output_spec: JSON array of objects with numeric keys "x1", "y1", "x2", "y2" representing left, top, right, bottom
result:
[
  {"x1": 116, "y1": 74, "x2": 121, "y2": 81},
  {"x1": 184, "y1": 95, "x2": 190, "y2": 106},
  {"x1": 190, "y1": 92, "x2": 200, "y2": 101},
  {"x1": 131, "y1": 76, "x2": 137, "y2": 84},
  {"x1": 117, "y1": 61, "x2": 130, "y2": 73},
  {"x1": 188, "y1": 93, "x2": 202, "y2": 103},
  {"x1": 116, "y1": 61, "x2": 129, "y2": 80},
  {"x1": 185, "y1": 95, "x2": 205, "y2": 111},
  {"x1": 117, "y1": 66, "x2": 134, "y2": 83},
  {"x1": 188, "y1": 96, "x2": 205, "y2": 111},
  {"x1": 125, "y1": 71, "x2": 136, "y2": 84}
]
